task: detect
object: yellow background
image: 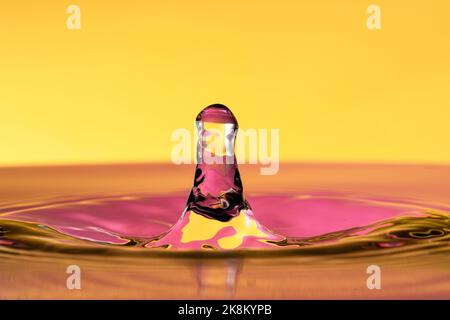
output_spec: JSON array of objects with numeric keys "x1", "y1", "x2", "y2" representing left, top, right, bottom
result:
[{"x1": 0, "y1": 0, "x2": 449, "y2": 166}]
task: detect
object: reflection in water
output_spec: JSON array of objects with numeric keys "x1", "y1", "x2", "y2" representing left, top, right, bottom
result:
[{"x1": 195, "y1": 260, "x2": 241, "y2": 298}]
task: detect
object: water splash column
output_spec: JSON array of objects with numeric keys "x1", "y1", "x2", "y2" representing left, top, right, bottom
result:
[
  {"x1": 149, "y1": 104, "x2": 283, "y2": 250},
  {"x1": 186, "y1": 104, "x2": 249, "y2": 222}
]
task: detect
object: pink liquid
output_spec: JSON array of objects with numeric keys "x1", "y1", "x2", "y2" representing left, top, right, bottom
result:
[
  {"x1": 0, "y1": 163, "x2": 449, "y2": 299},
  {"x1": 1, "y1": 192, "x2": 447, "y2": 251}
]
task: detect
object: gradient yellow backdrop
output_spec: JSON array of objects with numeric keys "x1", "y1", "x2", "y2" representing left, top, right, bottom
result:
[{"x1": 0, "y1": 0, "x2": 449, "y2": 166}]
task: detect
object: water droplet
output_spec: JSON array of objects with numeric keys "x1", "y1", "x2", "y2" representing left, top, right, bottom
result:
[{"x1": 149, "y1": 104, "x2": 283, "y2": 250}]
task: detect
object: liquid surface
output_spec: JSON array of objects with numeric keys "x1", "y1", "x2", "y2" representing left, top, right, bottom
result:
[
  {"x1": 1, "y1": 163, "x2": 449, "y2": 299},
  {"x1": 1, "y1": 192, "x2": 449, "y2": 257}
]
